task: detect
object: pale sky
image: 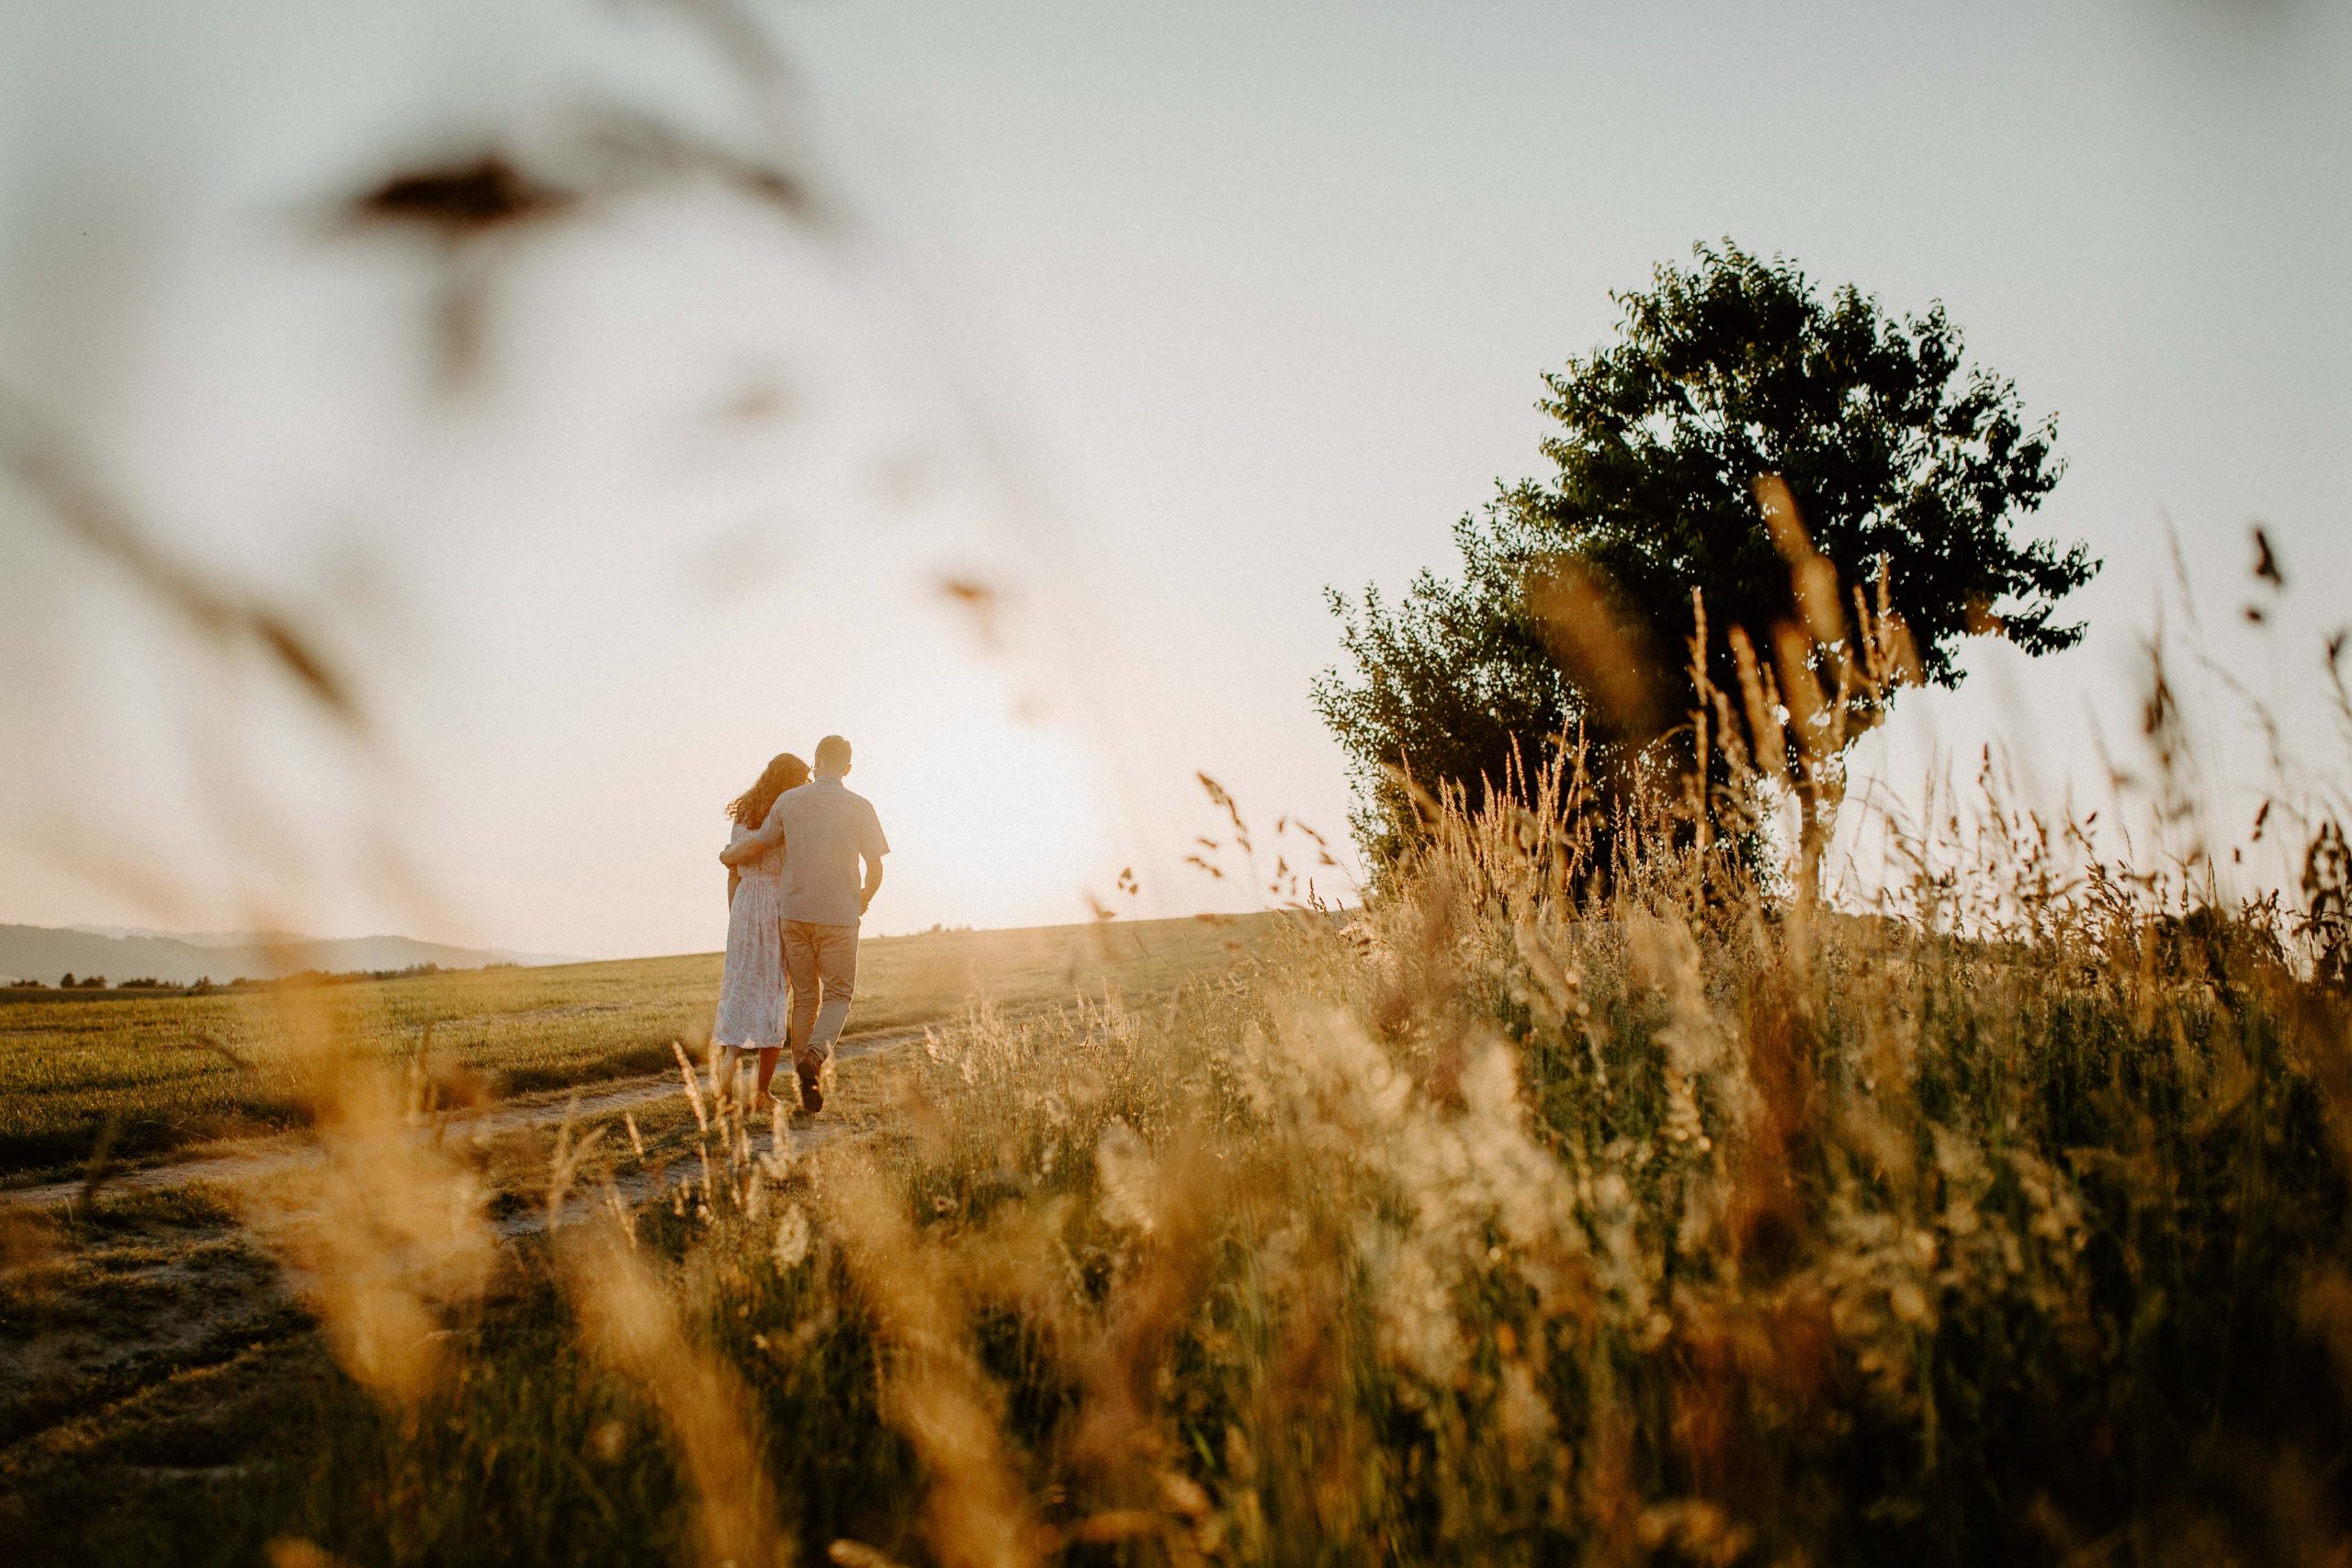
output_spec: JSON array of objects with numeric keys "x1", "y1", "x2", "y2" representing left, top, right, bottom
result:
[{"x1": 2, "y1": 1, "x2": 2347, "y2": 958}]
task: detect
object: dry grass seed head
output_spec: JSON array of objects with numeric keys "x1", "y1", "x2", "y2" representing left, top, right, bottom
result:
[
  {"x1": 822, "y1": 1151, "x2": 1042, "y2": 1568},
  {"x1": 562, "y1": 1224, "x2": 791, "y2": 1568},
  {"x1": 240, "y1": 986, "x2": 494, "y2": 1406}
]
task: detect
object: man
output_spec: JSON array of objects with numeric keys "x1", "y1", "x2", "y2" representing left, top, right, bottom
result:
[{"x1": 720, "y1": 733, "x2": 887, "y2": 1111}]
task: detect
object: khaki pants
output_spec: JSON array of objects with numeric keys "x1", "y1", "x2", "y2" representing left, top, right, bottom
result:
[{"x1": 782, "y1": 919, "x2": 859, "y2": 1069}]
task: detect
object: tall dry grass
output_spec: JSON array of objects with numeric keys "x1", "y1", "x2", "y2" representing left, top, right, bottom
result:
[
  {"x1": 216, "y1": 712, "x2": 2351, "y2": 1567},
  {"x1": 210, "y1": 538, "x2": 2352, "y2": 1568}
]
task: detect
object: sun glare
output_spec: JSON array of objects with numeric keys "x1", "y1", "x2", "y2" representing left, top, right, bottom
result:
[{"x1": 886, "y1": 712, "x2": 1112, "y2": 931}]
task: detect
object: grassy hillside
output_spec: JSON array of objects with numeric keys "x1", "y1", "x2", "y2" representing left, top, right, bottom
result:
[{"x1": 0, "y1": 924, "x2": 551, "y2": 988}]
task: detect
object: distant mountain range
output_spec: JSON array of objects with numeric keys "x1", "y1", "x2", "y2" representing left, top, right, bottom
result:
[{"x1": 0, "y1": 925, "x2": 577, "y2": 987}]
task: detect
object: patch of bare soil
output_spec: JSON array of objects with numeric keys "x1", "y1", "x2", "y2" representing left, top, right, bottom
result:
[
  {"x1": 0, "y1": 1335, "x2": 336, "y2": 1566},
  {"x1": 0, "y1": 1021, "x2": 921, "y2": 1523},
  {"x1": 0, "y1": 1224, "x2": 299, "y2": 1450}
]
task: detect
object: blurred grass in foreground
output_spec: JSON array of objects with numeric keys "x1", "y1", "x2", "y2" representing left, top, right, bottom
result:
[{"x1": 14, "y1": 739, "x2": 2346, "y2": 1563}]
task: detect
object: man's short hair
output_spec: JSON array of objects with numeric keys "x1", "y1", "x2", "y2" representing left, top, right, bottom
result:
[{"x1": 814, "y1": 734, "x2": 853, "y2": 773}]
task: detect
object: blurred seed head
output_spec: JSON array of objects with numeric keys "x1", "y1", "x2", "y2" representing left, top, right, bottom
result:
[
  {"x1": 1753, "y1": 474, "x2": 1845, "y2": 649},
  {"x1": 938, "y1": 574, "x2": 1005, "y2": 654},
  {"x1": 1094, "y1": 1119, "x2": 1159, "y2": 1235},
  {"x1": 352, "y1": 154, "x2": 576, "y2": 236},
  {"x1": 1525, "y1": 556, "x2": 1663, "y2": 736}
]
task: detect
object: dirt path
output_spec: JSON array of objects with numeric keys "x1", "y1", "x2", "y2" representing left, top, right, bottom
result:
[
  {"x1": 0, "y1": 1023, "x2": 930, "y2": 1213},
  {"x1": 0, "y1": 1022, "x2": 937, "y2": 1483},
  {"x1": 1, "y1": 987, "x2": 1173, "y2": 1525}
]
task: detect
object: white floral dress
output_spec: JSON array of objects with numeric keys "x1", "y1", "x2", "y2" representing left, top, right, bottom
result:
[{"x1": 712, "y1": 823, "x2": 786, "y2": 1049}]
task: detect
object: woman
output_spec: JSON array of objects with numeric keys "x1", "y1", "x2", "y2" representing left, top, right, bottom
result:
[{"x1": 712, "y1": 751, "x2": 808, "y2": 1110}]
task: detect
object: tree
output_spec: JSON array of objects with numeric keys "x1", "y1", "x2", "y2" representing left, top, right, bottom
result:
[
  {"x1": 1317, "y1": 519, "x2": 1575, "y2": 867},
  {"x1": 1317, "y1": 242, "x2": 2097, "y2": 896}
]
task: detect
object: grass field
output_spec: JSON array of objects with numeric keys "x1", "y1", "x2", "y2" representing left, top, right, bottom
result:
[
  {"x1": 5, "y1": 770, "x2": 2350, "y2": 1565},
  {"x1": 0, "y1": 915, "x2": 1269, "y2": 1179},
  {"x1": 0, "y1": 911, "x2": 1284, "y2": 1562},
  {"x1": 7, "y1": 748, "x2": 2352, "y2": 1564}
]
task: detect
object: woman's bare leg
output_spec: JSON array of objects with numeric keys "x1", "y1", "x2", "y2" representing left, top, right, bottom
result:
[{"x1": 753, "y1": 1047, "x2": 783, "y2": 1105}]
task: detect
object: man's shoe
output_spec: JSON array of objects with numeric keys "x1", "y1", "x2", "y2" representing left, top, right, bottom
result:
[{"x1": 795, "y1": 1058, "x2": 825, "y2": 1114}]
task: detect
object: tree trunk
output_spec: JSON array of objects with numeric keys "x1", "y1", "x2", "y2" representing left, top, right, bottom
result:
[{"x1": 1793, "y1": 770, "x2": 1829, "y2": 916}]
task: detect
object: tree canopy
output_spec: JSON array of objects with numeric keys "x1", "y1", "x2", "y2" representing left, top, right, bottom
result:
[{"x1": 1317, "y1": 243, "x2": 2098, "y2": 882}]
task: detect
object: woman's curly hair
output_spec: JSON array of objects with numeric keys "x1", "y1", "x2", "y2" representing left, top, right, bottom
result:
[{"x1": 727, "y1": 752, "x2": 810, "y2": 829}]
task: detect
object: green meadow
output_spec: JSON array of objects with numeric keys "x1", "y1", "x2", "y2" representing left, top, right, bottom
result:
[{"x1": 0, "y1": 916, "x2": 1266, "y2": 1180}]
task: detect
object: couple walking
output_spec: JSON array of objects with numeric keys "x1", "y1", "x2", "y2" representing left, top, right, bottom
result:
[{"x1": 711, "y1": 734, "x2": 889, "y2": 1113}]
